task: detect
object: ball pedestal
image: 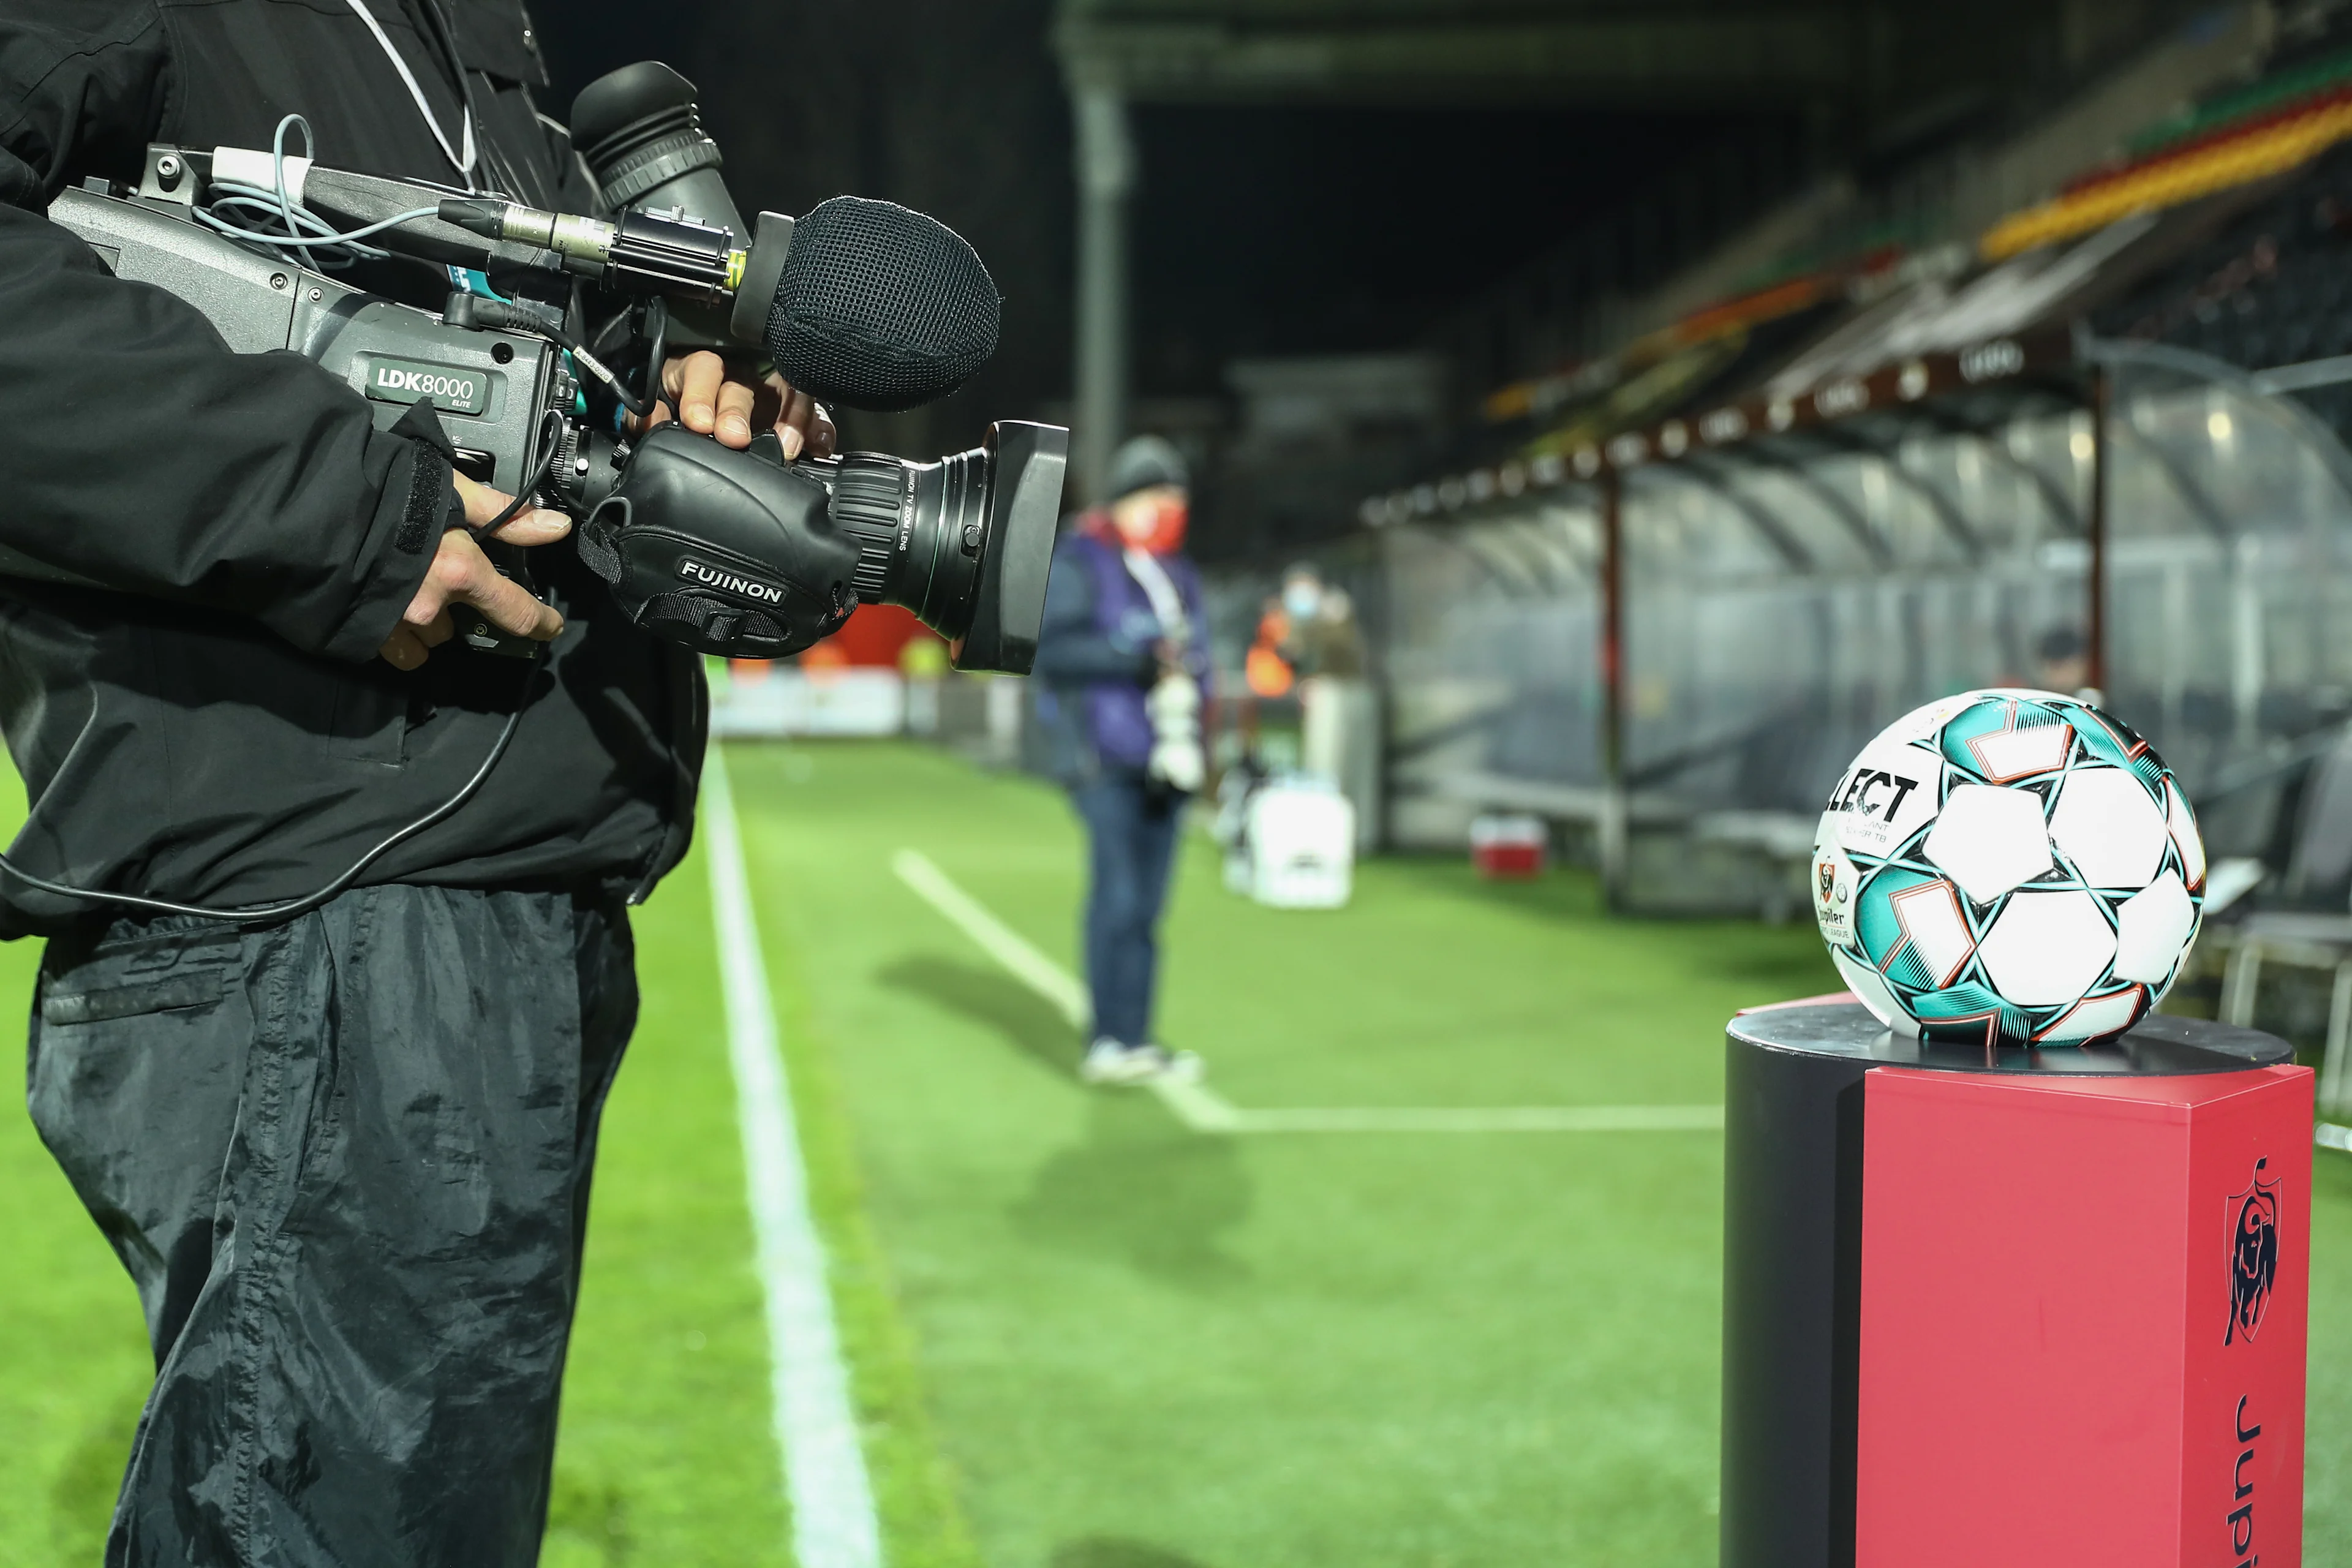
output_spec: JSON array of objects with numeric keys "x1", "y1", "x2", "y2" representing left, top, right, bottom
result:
[{"x1": 1720, "y1": 1001, "x2": 2310, "y2": 1568}]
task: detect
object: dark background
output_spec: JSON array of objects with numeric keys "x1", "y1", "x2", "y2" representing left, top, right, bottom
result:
[
  {"x1": 530, "y1": 2, "x2": 1790, "y2": 454},
  {"x1": 1123, "y1": 102, "x2": 1773, "y2": 394},
  {"x1": 531, "y1": 1, "x2": 2190, "y2": 557}
]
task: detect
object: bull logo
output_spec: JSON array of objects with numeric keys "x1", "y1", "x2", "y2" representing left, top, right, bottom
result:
[{"x1": 2226, "y1": 1159, "x2": 2280, "y2": 1346}]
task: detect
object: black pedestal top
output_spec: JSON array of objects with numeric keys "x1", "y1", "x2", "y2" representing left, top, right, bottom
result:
[{"x1": 1728, "y1": 1001, "x2": 2294, "y2": 1077}]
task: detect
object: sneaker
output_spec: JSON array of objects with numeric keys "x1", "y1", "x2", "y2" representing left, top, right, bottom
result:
[
  {"x1": 1080, "y1": 1038, "x2": 1153, "y2": 1085},
  {"x1": 1140, "y1": 1044, "x2": 1205, "y2": 1085},
  {"x1": 1080, "y1": 1038, "x2": 1204, "y2": 1087}
]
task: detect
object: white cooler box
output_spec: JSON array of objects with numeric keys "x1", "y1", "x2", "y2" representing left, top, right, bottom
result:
[{"x1": 1239, "y1": 779, "x2": 1355, "y2": 909}]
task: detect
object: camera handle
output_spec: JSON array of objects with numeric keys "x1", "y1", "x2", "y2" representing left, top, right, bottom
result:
[{"x1": 447, "y1": 408, "x2": 566, "y2": 660}]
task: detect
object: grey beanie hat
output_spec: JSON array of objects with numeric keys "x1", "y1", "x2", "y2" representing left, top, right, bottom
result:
[{"x1": 1106, "y1": 434, "x2": 1189, "y2": 501}]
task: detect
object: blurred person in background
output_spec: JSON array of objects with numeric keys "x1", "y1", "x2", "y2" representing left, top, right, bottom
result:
[
  {"x1": 1035, "y1": 437, "x2": 1210, "y2": 1086},
  {"x1": 2037, "y1": 625, "x2": 2096, "y2": 702},
  {"x1": 1278, "y1": 562, "x2": 1365, "y2": 681},
  {"x1": 1281, "y1": 565, "x2": 1379, "y2": 850},
  {"x1": 1246, "y1": 592, "x2": 1298, "y2": 701}
]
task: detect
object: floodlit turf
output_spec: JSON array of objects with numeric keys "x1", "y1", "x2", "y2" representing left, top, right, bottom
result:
[
  {"x1": 727, "y1": 741, "x2": 2352, "y2": 1567},
  {"x1": 3, "y1": 737, "x2": 2350, "y2": 1566},
  {"x1": 0, "y1": 836, "x2": 793, "y2": 1568},
  {"x1": 2318, "y1": 1152, "x2": 2352, "y2": 1554},
  {"x1": 0, "y1": 933, "x2": 149, "y2": 1568},
  {"x1": 539, "y1": 831, "x2": 791, "y2": 1568},
  {"x1": 726, "y1": 741, "x2": 1820, "y2": 1567}
]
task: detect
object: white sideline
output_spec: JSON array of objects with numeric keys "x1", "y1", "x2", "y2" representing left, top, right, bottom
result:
[
  {"x1": 889, "y1": 848, "x2": 1724, "y2": 1135},
  {"x1": 707, "y1": 752, "x2": 884, "y2": 1568}
]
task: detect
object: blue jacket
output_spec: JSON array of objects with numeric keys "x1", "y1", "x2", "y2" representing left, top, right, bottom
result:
[{"x1": 1033, "y1": 529, "x2": 1209, "y2": 782}]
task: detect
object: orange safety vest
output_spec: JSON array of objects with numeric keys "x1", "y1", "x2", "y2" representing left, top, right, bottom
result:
[{"x1": 1246, "y1": 609, "x2": 1295, "y2": 698}]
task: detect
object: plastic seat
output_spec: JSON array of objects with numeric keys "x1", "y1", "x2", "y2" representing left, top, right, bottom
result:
[
  {"x1": 2218, "y1": 720, "x2": 2352, "y2": 1129},
  {"x1": 2219, "y1": 912, "x2": 2352, "y2": 1127}
]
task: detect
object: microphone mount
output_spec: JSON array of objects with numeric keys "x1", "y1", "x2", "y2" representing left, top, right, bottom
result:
[
  {"x1": 172, "y1": 116, "x2": 989, "y2": 411},
  {"x1": 435, "y1": 197, "x2": 752, "y2": 301}
]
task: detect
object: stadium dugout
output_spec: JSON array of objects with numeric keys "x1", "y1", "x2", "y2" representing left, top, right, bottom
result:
[{"x1": 1359, "y1": 10, "x2": 2352, "y2": 1042}]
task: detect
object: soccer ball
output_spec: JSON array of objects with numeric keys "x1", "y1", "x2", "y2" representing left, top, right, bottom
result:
[{"x1": 1813, "y1": 690, "x2": 2206, "y2": 1048}]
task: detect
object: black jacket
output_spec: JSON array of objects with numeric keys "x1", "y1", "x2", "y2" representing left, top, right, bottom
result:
[{"x1": 0, "y1": 0, "x2": 703, "y2": 934}]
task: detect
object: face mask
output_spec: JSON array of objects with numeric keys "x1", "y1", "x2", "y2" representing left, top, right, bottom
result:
[
  {"x1": 1283, "y1": 583, "x2": 1320, "y2": 618},
  {"x1": 1117, "y1": 496, "x2": 1188, "y2": 554}
]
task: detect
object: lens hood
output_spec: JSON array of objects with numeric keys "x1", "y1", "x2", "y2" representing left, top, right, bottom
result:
[{"x1": 956, "y1": 421, "x2": 1066, "y2": 676}]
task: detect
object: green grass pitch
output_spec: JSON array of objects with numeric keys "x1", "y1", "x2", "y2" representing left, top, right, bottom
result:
[{"x1": 1, "y1": 739, "x2": 2347, "y2": 1565}]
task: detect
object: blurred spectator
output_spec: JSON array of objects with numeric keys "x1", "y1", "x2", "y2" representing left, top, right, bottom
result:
[
  {"x1": 1283, "y1": 565, "x2": 1379, "y2": 848},
  {"x1": 1246, "y1": 595, "x2": 1297, "y2": 699},
  {"x1": 1278, "y1": 564, "x2": 1366, "y2": 679},
  {"x1": 1033, "y1": 437, "x2": 1210, "y2": 1086},
  {"x1": 2036, "y1": 626, "x2": 2095, "y2": 701}
]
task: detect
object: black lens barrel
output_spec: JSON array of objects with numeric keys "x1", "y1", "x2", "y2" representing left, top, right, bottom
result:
[
  {"x1": 829, "y1": 454, "x2": 905, "y2": 606},
  {"x1": 778, "y1": 422, "x2": 1062, "y2": 673},
  {"x1": 827, "y1": 449, "x2": 990, "y2": 639}
]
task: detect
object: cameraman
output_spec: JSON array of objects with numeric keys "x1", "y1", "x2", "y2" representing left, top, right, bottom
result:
[{"x1": 0, "y1": 4, "x2": 826, "y2": 1562}]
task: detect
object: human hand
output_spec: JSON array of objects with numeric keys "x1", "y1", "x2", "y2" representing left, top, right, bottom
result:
[
  {"x1": 636, "y1": 349, "x2": 838, "y2": 457},
  {"x1": 377, "y1": 473, "x2": 572, "y2": 669}
]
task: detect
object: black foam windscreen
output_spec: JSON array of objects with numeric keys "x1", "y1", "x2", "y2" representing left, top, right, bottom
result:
[{"x1": 764, "y1": 197, "x2": 1001, "y2": 413}]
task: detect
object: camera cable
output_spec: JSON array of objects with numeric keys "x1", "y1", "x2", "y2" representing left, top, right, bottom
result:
[
  {"x1": 404, "y1": 0, "x2": 547, "y2": 206},
  {"x1": 344, "y1": 0, "x2": 477, "y2": 189},
  {"x1": 638, "y1": 296, "x2": 669, "y2": 421},
  {"x1": 4, "y1": 408, "x2": 577, "y2": 925},
  {"x1": 0, "y1": 662, "x2": 536, "y2": 925},
  {"x1": 195, "y1": 115, "x2": 439, "y2": 269},
  {"x1": 472, "y1": 408, "x2": 567, "y2": 537},
  {"x1": 449, "y1": 296, "x2": 654, "y2": 420}
]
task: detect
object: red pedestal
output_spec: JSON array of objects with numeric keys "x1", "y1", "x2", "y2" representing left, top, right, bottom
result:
[{"x1": 1855, "y1": 1064, "x2": 2313, "y2": 1567}]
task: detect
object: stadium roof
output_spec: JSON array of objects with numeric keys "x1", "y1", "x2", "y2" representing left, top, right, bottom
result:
[
  {"x1": 1369, "y1": 15, "x2": 2352, "y2": 530},
  {"x1": 1053, "y1": 2, "x2": 1858, "y2": 105},
  {"x1": 1354, "y1": 195, "x2": 2285, "y2": 535}
]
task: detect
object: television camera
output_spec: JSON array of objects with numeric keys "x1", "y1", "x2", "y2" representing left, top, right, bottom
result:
[
  {"x1": 43, "y1": 62, "x2": 1063, "y2": 672},
  {"x1": 0, "y1": 64, "x2": 1066, "y2": 924}
]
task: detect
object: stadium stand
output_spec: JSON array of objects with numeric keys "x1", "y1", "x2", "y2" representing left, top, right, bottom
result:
[{"x1": 1302, "y1": 2, "x2": 2352, "y2": 956}]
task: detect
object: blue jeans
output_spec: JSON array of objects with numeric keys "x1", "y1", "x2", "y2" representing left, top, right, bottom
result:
[{"x1": 1072, "y1": 775, "x2": 1184, "y2": 1046}]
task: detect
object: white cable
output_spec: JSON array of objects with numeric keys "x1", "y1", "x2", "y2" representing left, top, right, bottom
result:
[
  {"x1": 197, "y1": 184, "x2": 435, "y2": 249},
  {"x1": 270, "y1": 115, "x2": 322, "y2": 271},
  {"x1": 193, "y1": 119, "x2": 435, "y2": 268},
  {"x1": 344, "y1": 0, "x2": 476, "y2": 186}
]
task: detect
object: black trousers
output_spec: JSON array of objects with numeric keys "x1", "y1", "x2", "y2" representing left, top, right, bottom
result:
[{"x1": 26, "y1": 886, "x2": 638, "y2": 1568}]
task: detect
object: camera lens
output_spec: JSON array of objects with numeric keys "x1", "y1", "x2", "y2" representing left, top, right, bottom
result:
[
  {"x1": 830, "y1": 450, "x2": 987, "y2": 639},
  {"x1": 583, "y1": 421, "x2": 1066, "y2": 673},
  {"x1": 818, "y1": 422, "x2": 1065, "y2": 673}
]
